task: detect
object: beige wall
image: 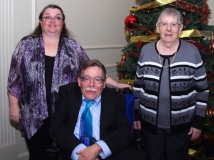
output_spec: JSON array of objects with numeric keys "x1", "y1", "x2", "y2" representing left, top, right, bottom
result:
[
  {"x1": 208, "y1": 0, "x2": 214, "y2": 25},
  {"x1": 1, "y1": 0, "x2": 214, "y2": 160}
]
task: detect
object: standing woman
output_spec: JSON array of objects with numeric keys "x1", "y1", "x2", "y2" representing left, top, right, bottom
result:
[
  {"x1": 133, "y1": 8, "x2": 209, "y2": 160},
  {"x1": 7, "y1": 4, "x2": 130, "y2": 160}
]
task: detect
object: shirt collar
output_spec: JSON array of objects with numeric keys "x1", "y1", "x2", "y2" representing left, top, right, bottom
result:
[{"x1": 82, "y1": 95, "x2": 101, "y2": 105}]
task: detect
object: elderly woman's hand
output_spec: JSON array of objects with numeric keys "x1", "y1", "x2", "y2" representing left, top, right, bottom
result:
[
  {"x1": 117, "y1": 83, "x2": 132, "y2": 90},
  {"x1": 105, "y1": 76, "x2": 132, "y2": 90},
  {"x1": 134, "y1": 121, "x2": 141, "y2": 130}
]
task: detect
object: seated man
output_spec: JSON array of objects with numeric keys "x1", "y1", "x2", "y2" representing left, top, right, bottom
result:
[{"x1": 49, "y1": 59, "x2": 145, "y2": 160}]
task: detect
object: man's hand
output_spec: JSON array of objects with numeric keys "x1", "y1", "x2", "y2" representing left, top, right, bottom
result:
[
  {"x1": 134, "y1": 121, "x2": 141, "y2": 130},
  {"x1": 77, "y1": 143, "x2": 102, "y2": 160},
  {"x1": 188, "y1": 127, "x2": 202, "y2": 141}
]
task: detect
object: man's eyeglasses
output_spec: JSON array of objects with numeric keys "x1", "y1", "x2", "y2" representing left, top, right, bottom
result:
[
  {"x1": 42, "y1": 16, "x2": 63, "y2": 22},
  {"x1": 158, "y1": 22, "x2": 181, "y2": 28},
  {"x1": 80, "y1": 76, "x2": 105, "y2": 84}
]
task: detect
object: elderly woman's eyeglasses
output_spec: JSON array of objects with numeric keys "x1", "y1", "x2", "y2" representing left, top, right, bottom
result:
[
  {"x1": 80, "y1": 76, "x2": 105, "y2": 84},
  {"x1": 158, "y1": 22, "x2": 181, "y2": 28},
  {"x1": 42, "y1": 16, "x2": 63, "y2": 22}
]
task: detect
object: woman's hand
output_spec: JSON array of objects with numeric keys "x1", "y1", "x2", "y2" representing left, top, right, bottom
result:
[
  {"x1": 188, "y1": 127, "x2": 202, "y2": 141},
  {"x1": 8, "y1": 93, "x2": 21, "y2": 123},
  {"x1": 118, "y1": 83, "x2": 132, "y2": 90},
  {"x1": 105, "y1": 76, "x2": 132, "y2": 90},
  {"x1": 134, "y1": 121, "x2": 141, "y2": 130}
]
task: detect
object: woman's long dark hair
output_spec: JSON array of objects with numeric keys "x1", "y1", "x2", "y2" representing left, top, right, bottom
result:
[{"x1": 30, "y1": 4, "x2": 72, "y2": 37}]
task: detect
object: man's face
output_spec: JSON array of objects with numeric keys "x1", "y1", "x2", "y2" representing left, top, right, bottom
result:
[{"x1": 78, "y1": 66, "x2": 106, "y2": 100}]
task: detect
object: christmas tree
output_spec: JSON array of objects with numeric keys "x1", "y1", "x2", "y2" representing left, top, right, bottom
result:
[{"x1": 117, "y1": 0, "x2": 214, "y2": 159}]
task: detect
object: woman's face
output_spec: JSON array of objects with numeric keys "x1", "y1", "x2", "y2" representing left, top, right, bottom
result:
[
  {"x1": 40, "y1": 8, "x2": 64, "y2": 36},
  {"x1": 156, "y1": 15, "x2": 183, "y2": 44}
]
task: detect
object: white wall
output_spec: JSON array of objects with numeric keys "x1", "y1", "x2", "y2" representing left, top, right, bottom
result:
[
  {"x1": 208, "y1": 0, "x2": 214, "y2": 25},
  {"x1": 1, "y1": 0, "x2": 214, "y2": 160}
]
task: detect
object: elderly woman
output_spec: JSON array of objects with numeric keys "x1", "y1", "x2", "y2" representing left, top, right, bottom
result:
[
  {"x1": 7, "y1": 4, "x2": 130, "y2": 160},
  {"x1": 133, "y1": 8, "x2": 209, "y2": 160}
]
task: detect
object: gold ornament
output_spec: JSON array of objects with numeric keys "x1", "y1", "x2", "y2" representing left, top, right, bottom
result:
[
  {"x1": 125, "y1": 30, "x2": 130, "y2": 43},
  {"x1": 119, "y1": 79, "x2": 134, "y2": 86},
  {"x1": 129, "y1": 0, "x2": 177, "y2": 12},
  {"x1": 130, "y1": 29, "x2": 206, "y2": 44},
  {"x1": 188, "y1": 149, "x2": 203, "y2": 157},
  {"x1": 154, "y1": 27, "x2": 159, "y2": 35}
]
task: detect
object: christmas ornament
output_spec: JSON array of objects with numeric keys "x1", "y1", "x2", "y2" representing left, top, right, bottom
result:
[
  {"x1": 125, "y1": 52, "x2": 130, "y2": 58},
  {"x1": 117, "y1": 62, "x2": 122, "y2": 68},
  {"x1": 184, "y1": 18, "x2": 190, "y2": 25},
  {"x1": 119, "y1": 73, "x2": 125, "y2": 80},
  {"x1": 154, "y1": 27, "x2": 159, "y2": 35},
  {"x1": 206, "y1": 104, "x2": 214, "y2": 117},
  {"x1": 125, "y1": 14, "x2": 139, "y2": 30},
  {"x1": 119, "y1": 79, "x2": 134, "y2": 86},
  {"x1": 125, "y1": 30, "x2": 130, "y2": 43},
  {"x1": 118, "y1": 71, "x2": 125, "y2": 80},
  {"x1": 121, "y1": 56, "x2": 126, "y2": 63}
]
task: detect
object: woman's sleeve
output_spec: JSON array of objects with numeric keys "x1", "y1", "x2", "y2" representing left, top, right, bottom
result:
[
  {"x1": 7, "y1": 39, "x2": 25, "y2": 98},
  {"x1": 192, "y1": 49, "x2": 209, "y2": 130}
]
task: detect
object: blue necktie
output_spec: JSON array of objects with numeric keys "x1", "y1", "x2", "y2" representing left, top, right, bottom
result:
[{"x1": 80, "y1": 100, "x2": 94, "y2": 146}]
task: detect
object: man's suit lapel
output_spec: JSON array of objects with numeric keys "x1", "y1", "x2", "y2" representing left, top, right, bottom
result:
[
  {"x1": 69, "y1": 83, "x2": 83, "y2": 127},
  {"x1": 99, "y1": 88, "x2": 113, "y2": 137}
]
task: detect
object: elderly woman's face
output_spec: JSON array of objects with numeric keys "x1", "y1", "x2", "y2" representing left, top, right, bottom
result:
[
  {"x1": 40, "y1": 8, "x2": 64, "y2": 36},
  {"x1": 157, "y1": 15, "x2": 183, "y2": 44}
]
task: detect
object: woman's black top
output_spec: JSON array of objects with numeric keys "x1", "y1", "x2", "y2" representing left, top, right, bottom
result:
[{"x1": 45, "y1": 55, "x2": 55, "y2": 116}]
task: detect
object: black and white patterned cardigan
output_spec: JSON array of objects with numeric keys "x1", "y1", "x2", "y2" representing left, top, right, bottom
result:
[{"x1": 133, "y1": 39, "x2": 209, "y2": 134}]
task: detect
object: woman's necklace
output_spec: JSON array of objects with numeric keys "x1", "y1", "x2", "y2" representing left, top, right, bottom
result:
[
  {"x1": 157, "y1": 41, "x2": 179, "y2": 68},
  {"x1": 158, "y1": 51, "x2": 177, "y2": 68}
]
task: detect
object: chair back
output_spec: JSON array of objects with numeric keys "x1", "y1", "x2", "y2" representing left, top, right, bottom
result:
[{"x1": 122, "y1": 88, "x2": 136, "y2": 129}]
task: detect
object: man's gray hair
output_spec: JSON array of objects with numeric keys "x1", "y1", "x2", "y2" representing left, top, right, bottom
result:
[{"x1": 78, "y1": 59, "x2": 106, "y2": 80}]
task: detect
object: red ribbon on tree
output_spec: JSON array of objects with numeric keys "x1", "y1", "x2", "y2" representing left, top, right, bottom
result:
[{"x1": 170, "y1": 1, "x2": 209, "y2": 24}]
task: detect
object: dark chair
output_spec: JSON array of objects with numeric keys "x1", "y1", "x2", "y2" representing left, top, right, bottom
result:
[
  {"x1": 122, "y1": 88, "x2": 144, "y2": 149},
  {"x1": 45, "y1": 137, "x2": 61, "y2": 160}
]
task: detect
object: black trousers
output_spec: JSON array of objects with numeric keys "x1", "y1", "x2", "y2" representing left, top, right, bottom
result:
[
  {"x1": 25, "y1": 118, "x2": 51, "y2": 160},
  {"x1": 103, "y1": 143, "x2": 146, "y2": 160},
  {"x1": 142, "y1": 128, "x2": 191, "y2": 160}
]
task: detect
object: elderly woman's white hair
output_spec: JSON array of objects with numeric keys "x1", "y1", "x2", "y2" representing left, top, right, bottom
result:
[{"x1": 156, "y1": 7, "x2": 183, "y2": 25}]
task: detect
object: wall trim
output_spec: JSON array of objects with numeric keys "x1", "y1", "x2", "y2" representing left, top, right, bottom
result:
[
  {"x1": 17, "y1": 152, "x2": 29, "y2": 158},
  {"x1": 105, "y1": 65, "x2": 117, "y2": 71},
  {"x1": 83, "y1": 44, "x2": 125, "y2": 50},
  {"x1": 0, "y1": 0, "x2": 16, "y2": 147}
]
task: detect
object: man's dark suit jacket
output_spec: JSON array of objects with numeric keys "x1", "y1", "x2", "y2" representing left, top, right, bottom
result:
[{"x1": 49, "y1": 82, "x2": 144, "y2": 160}]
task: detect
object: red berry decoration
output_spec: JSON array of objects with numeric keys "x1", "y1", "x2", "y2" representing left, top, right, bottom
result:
[{"x1": 125, "y1": 14, "x2": 139, "y2": 30}]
